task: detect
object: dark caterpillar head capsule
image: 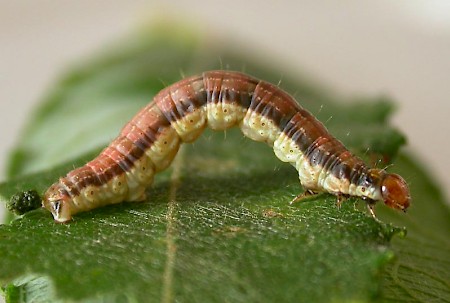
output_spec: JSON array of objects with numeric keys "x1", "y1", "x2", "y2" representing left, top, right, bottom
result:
[
  {"x1": 380, "y1": 173, "x2": 411, "y2": 211},
  {"x1": 42, "y1": 183, "x2": 72, "y2": 223}
]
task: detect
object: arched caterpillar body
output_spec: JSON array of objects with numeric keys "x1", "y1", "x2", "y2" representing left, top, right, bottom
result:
[{"x1": 43, "y1": 70, "x2": 410, "y2": 222}]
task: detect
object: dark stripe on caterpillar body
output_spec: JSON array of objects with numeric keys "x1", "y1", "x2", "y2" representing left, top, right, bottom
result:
[{"x1": 43, "y1": 70, "x2": 411, "y2": 222}]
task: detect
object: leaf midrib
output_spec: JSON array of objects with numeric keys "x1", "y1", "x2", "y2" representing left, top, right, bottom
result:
[{"x1": 161, "y1": 146, "x2": 186, "y2": 303}]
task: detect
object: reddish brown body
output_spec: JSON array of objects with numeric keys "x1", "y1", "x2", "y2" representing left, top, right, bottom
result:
[{"x1": 43, "y1": 71, "x2": 410, "y2": 222}]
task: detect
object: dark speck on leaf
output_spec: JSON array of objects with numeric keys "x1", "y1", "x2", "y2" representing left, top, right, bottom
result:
[{"x1": 7, "y1": 190, "x2": 42, "y2": 215}]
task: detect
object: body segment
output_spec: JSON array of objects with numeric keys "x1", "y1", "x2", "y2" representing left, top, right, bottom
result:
[{"x1": 43, "y1": 70, "x2": 410, "y2": 222}]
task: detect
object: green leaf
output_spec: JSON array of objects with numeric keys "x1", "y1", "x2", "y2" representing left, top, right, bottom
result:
[
  {"x1": 377, "y1": 153, "x2": 450, "y2": 302},
  {"x1": 1, "y1": 129, "x2": 401, "y2": 303},
  {"x1": 1, "y1": 22, "x2": 448, "y2": 302}
]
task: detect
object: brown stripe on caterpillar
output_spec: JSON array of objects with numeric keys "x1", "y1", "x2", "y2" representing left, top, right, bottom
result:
[{"x1": 42, "y1": 70, "x2": 411, "y2": 223}]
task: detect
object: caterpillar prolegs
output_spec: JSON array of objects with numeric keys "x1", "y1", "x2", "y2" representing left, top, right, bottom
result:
[{"x1": 43, "y1": 70, "x2": 411, "y2": 223}]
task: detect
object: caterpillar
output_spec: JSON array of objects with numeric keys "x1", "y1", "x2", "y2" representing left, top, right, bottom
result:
[{"x1": 43, "y1": 70, "x2": 410, "y2": 223}]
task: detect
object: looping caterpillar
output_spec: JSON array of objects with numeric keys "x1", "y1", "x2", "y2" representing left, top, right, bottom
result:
[{"x1": 43, "y1": 70, "x2": 411, "y2": 223}]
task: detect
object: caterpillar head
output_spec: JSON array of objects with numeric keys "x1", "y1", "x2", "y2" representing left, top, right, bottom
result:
[
  {"x1": 42, "y1": 182, "x2": 72, "y2": 223},
  {"x1": 380, "y1": 173, "x2": 411, "y2": 211}
]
